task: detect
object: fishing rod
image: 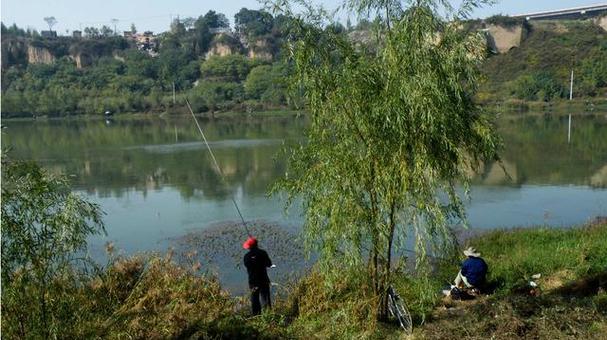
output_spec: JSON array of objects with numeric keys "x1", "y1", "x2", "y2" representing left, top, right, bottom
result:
[{"x1": 185, "y1": 98, "x2": 252, "y2": 237}]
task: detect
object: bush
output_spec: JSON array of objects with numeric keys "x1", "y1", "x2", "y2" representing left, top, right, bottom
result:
[
  {"x1": 1, "y1": 158, "x2": 105, "y2": 339},
  {"x1": 510, "y1": 72, "x2": 565, "y2": 101},
  {"x1": 200, "y1": 55, "x2": 253, "y2": 82},
  {"x1": 485, "y1": 15, "x2": 525, "y2": 27}
]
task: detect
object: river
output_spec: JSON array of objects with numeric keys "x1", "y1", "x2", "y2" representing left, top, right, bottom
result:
[{"x1": 3, "y1": 113, "x2": 607, "y2": 291}]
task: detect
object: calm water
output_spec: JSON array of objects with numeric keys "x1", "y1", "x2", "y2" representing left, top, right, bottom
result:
[{"x1": 3, "y1": 114, "x2": 607, "y2": 289}]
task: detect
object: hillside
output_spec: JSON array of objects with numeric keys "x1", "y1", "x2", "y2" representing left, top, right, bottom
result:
[
  {"x1": 0, "y1": 10, "x2": 291, "y2": 117},
  {"x1": 479, "y1": 19, "x2": 607, "y2": 103},
  {"x1": 1, "y1": 13, "x2": 606, "y2": 117}
]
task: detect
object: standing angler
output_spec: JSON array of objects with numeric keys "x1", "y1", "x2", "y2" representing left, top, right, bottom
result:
[{"x1": 243, "y1": 236, "x2": 273, "y2": 315}]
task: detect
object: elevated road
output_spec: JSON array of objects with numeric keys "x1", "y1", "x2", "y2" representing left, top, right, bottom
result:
[{"x1": 513, "y1": 3, "x2": 607, "y2": 21}]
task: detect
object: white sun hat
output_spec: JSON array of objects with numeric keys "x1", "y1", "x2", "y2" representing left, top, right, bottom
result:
[{"x1": 463, "y1": 246, "x2": 481, "y2": 257}]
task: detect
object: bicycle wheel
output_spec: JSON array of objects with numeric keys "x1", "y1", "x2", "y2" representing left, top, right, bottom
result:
[{"x1": 388, "y1": 287, "x2": 413, "y2": 334}]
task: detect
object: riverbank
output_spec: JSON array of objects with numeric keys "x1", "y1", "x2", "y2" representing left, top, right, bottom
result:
[
  {"x1": 4, "y1": 221, "x2": 605, "y2": 339},
  {"x1": 0, "y1": 109, "x2": 302, "y2": 122},
  {"x1": 2, "y1": 98, "x2": 606, "y2": 121},
  {"x1": 485, "y1": 97, "x2": 607, "y2": 115}
]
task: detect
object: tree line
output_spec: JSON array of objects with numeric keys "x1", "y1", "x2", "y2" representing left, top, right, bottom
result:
[
  {"x1": 0, "y1": 9, "x2": 304, "y2": 116},
  {"x1": 2, "y1": 9, "x2": 606, "y2": 117}
]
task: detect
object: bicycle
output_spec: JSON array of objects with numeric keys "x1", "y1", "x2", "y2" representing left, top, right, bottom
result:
[{"x1": 387, "y1": 286, "x2": 413, "y2": 334}]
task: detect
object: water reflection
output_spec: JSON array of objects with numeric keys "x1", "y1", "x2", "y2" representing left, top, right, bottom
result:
[
  {"x1": 3, "y1": 114, "x2": 607, "y2": 251},
  {"x1": 486, "y1": 115, "x2": 607, "y2": 188},
  {"x1": 4, "y1": 117, "x2": 305, "y2": 202}
]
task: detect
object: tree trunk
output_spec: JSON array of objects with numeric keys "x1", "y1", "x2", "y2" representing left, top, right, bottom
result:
[{"x1": 378, "y1": 200, "x2": 398, "y2": 321}]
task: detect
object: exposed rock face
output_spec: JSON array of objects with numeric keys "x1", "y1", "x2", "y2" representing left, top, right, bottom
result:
[
  {"x1": 247, "y1": 39, "x2": 273, "y2": 61},
  {"x1": 70, "y1": 53, "x2": 93, "y2": 68},
  {"x1": 595, "y1": 15, "x2": 607, "y2": 31},
  {"x1": 205, "y1": 43, "x2": 235, "y2": 59},
  {"x1": 247, "y1": 49, "x2": 272, "y2": 61},
  {"x1": 486, "y1": 24, "x2": 524, "y2": 54},
  {"x1": 27, "y1": 45, "x2": 55, "y2": 64}
]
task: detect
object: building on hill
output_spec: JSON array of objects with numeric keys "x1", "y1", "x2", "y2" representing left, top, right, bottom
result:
[
  {"x1": 40, "y1": 30, "x2": 57, "y2": 38},
  {"x1": 72, "y1": 30, "x2": 82, "y2": 39},
  {"x1": 123, "y1": 30, "x2": 158, "y2": 56}
]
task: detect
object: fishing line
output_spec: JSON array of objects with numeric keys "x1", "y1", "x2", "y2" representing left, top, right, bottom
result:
[{"x1": 185, "y1": 98, "x2": 252, "y2": 237}]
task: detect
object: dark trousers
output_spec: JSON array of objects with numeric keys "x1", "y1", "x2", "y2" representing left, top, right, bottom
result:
[{"x1": 250, "y1": 283, "x2": 271, "y2": 315}]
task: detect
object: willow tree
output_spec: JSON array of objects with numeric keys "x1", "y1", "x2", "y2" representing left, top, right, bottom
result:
[{"x1": 273, "y1": 0, "x2": 500, "y2": 318}]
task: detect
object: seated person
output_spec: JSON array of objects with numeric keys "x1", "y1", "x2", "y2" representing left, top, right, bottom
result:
[{"x1": 454, "y1": 246, "x2": 488, "y2": 290}]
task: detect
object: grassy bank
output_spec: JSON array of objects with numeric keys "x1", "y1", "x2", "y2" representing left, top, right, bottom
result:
[
  {"x1": 4, "y1": 222, "x2": 605, "y2": 339},
  {"x1": 417, "y1": 222, "x2": 607, "y2": 339}
]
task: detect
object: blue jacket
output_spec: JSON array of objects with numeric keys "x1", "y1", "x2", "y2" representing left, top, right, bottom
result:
[{"x1": 461, "y1": 257, "x2": 488, "y2": 286}]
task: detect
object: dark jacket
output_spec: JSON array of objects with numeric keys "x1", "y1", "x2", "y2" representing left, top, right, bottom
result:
[
  {"x1": 244, "y1": 247, "x2": 272, "y2": 288},
  {"x1": 461, "y1": 257, "x2": 488, "y2": 287}
]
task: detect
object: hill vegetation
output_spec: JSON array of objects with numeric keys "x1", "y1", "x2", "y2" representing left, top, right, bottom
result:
[
  {"x1": 479, "y1": 19, "x2": 607, "y2": 104},
  {"x1": 1, "y1": 11, "x2": 606, "y2": 117},
  {"x1": 0, "y1": 9, "x2": 296, "y2": 117}
]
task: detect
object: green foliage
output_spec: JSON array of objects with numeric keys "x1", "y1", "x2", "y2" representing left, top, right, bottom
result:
[
  {"x1": 485, "y1": 14, "x2": 525, "y2": 27},
  {"x1": 190, "y1": 80, "x2": 245, "y2": 113},
  {"x1": 480, "y1": 20, "x2": 607, "y2": 102},
  {"x1": 2, "y1": 21, "x2": 38, "y2": 37},
  {"x1": 245, "y1": 65, "x2": 273, "y2": 99},
  {"x1": 286, "y1": 269, "x2": 382, "y2": 338},
  {"x1": 235, "y1": 8, "x2": 274, "y2": 39},
  {"x1": 0, "y1": 8, "x2": 300, "y2": 116},
  {"x1": 273, "y1": 0, "x2": 500, "y2": 318},
  {"x1": 1, "y1": 158, "x2": 105, "y2": 339},
  {"x1": 200, "y1": 54, "x2": 252, "y2": 81},
  {"x1": 245, "y1": 63, "x2": 288, "y2": 105},
  {"x1": 158, "y1": 49, "x2": 200, "y2": 87},
  {"x1": 510, "y1": 72, "x2": 565, "y2": 101}
]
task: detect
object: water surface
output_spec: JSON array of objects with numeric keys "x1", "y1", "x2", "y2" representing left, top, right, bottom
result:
[{"x1": 3, "y1": 114, "x2": 606, "y2": 290}]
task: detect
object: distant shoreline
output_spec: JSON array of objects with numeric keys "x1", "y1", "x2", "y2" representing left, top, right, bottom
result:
[
  {"x1": 1, "y1": 109, "x2": 304, "y2": 121},
  {"x1": 2, "y1": 100, "x2": 607, "y2": 121}
]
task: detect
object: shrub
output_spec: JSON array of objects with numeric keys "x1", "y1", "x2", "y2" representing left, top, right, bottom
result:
[
  {"x1": 1, "y1": 158, "x2": 105, "y2": 339},
  {"x1": 511, "y1": 72, "x2": 565, "y2": 101}
]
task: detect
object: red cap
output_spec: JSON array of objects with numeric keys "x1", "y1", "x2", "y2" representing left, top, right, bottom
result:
[{"x1": 243, "y1": 237, "x2": 257, "y2": 249}]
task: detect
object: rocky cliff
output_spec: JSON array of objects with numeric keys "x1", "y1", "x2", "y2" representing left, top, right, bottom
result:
[
  {"x1": 595, "y1": 15, "x2": 607, "y2": 31},
  {"x1": 27, "y1": 45, "x2": 56, "y2": 64},
  {"x1": 485, "y1": 24, "x2": 525, "y2": 54},
  {"x1": 1, "y1": 36, "x2": 129, "y2": 69},
  {"x1": 205, "y1": 33, "x2": 242, "y2": 59},
  {"x1": 205, "y1": 43, "x2": 236, "y2": 58},
  {"x1": 247, "y1": 39, "x2": 273, "y2": 61}
]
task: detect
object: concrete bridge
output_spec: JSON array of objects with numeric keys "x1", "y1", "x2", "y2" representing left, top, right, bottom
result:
[{"x1": 513, "y1": 3, "x2": 607, "y2": 21}]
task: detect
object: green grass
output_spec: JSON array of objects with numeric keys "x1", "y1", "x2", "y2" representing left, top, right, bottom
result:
[
  {"x1": 413, "y1": 223, "x2": 607, "y2": 339},
  {"x1": 472, "y1": 225, "x2": 607, "y2": 292}
]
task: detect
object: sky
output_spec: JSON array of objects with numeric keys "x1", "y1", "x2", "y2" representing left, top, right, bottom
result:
[{"x1": 1, "y1": 0, "x2": 604, "y2": 34}]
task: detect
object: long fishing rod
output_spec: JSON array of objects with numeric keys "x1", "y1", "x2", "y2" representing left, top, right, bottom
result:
[{"x1": 185, "y1": 98, "x2": 252, "y2": 237}]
